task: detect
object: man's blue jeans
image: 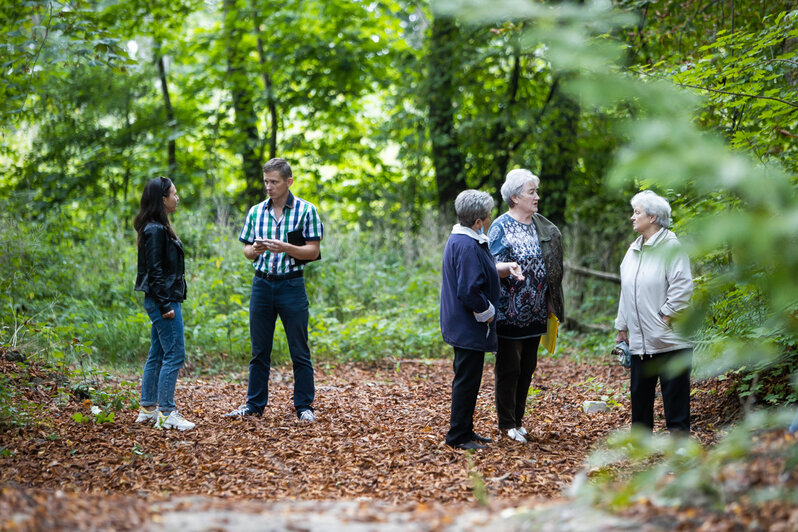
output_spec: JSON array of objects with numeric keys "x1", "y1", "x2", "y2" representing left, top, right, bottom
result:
[
  {"x1": 246, "y1": 275, "x2": 315, "y2": 415},
  {"x1": 141, "y1": 297, "x2": 185, "y2": 414}
]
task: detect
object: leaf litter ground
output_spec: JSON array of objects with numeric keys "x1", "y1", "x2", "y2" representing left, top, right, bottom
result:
[{"x1": 1, "y1": 354, "x2": 795, "y2": 531}]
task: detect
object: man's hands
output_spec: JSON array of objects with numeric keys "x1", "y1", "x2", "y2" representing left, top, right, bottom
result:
[
  {"x1": 255, "y1": 238, "x2": 287, "y2": 254},
  {"x1": 244, "y1": 239, "x2": 321, "y2": 261}
]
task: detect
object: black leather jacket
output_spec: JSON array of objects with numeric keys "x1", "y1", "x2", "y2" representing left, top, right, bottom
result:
[{"x1": 135, "y1": 222, "x2": 186, "y2": 314}]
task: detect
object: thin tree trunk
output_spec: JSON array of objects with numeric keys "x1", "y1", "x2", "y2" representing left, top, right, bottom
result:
[
  {"x1": 482, "y1": 46, "x2": 522, "y2": 193},
  {"x1": 154, "y1": 40, "x2": 176, "y2": 172},
  {"x1": 428, "y1": 16, "x2": 466, "y2": 209},
  {"x1": 223, "y1": 0, "x2": 264, "y2": 206},
  {"x1": 251, "y1": 3, "x2": 278, "y2": 161}
]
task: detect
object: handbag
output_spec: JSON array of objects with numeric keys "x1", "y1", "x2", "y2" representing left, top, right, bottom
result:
[{"x1": 612, "y1": 341, "x2": 631, "y2": 368}]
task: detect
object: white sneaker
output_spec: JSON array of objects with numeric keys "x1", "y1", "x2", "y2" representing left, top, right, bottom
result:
[
  {"x1": 506, "y1": 428, "x2": 527, "y2": 443},
  {"x1": 135, "y1": 407, "x2": 158, "y2": 423},
  {"x1": 516, "y1": 426, "x2": 528, "y2": 437},
  {"x1": 155, "y1": 411, "x2": 196, "y2": 431},
  {"x1": 298, "y1": 410, "x2": 316, "y2": 423}
]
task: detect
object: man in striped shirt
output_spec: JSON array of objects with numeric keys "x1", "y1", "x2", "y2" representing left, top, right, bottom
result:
[{"x1": 224, "y1": 158, "x2": 323, "y2": 422}]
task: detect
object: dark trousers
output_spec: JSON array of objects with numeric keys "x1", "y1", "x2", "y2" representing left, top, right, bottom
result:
[
  {"x1": 630, "y1": 348, "x2": 692, "y2": 433},
  {"x1": 445, "y1": 347, "x2": 485, "y2": 446},
  {"x1": 494, "y1": 336, "x2": 540, "y2": 430},
  {"x1": 246, "y1": 276, "x2": 315, "y2": 415}
]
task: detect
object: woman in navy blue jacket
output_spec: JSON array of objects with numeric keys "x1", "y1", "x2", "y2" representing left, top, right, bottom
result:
[{"x1": 440, "y1": 190, "x2": 523, "y2": 450}]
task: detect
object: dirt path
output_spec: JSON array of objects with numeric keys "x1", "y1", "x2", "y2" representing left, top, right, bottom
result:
[{"x1": 0, "y1": 356, "x2": 739, "y2": 530}]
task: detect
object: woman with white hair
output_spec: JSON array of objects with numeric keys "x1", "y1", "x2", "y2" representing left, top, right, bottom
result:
[
  {"x1": 615, "y1": 190, "x2": 693, "y2": 434},
  {"x1": 488, "y1": 169, "x2": 564, "y2": 443},
  {"x1": 440, "y1": 190, "x2": 524, "y2": 450}
]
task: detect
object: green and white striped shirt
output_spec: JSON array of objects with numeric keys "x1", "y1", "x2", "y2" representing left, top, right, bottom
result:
[{"x1": 239, "y1": 192, "x2": 323, "y2": 274}]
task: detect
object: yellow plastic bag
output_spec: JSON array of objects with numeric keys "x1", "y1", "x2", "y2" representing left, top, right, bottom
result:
[{"x1": 540, "y1": 313, "x2": 559, "y2": 354}]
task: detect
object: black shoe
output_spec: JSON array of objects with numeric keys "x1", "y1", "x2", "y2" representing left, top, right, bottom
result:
[
  {"x1": 472, "y1": 433, "x2": 493, "y2": 444},
  {"x1": 454, "y1": 440, "x2": 487, "y2": 451}
]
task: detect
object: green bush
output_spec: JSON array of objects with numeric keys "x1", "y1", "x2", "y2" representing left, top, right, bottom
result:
[{"x1": 0, "y1": 202, "x2": 451, "y2": 370}]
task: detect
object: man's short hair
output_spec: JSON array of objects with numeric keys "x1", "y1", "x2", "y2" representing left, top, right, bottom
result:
[{"x1": 263, "y1": 158, "x2": 292, "y2": 180}]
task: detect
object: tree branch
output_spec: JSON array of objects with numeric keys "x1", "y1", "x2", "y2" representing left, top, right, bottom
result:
[{"x1": 675, "y1": 81, "x2": 798, "y2": 109}]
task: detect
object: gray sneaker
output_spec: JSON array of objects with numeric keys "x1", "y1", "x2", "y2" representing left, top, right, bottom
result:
[
  {"x1": 155, "y1": 411, "x2": 196, "y2": 431},
  {"x1": 298, "y1": 410, "x2": 316, "y2": 423},
  {"x1": 135, "y1": 407, "x2": 158, "y2": 423},
  {"x1": 223, "y1": 404, "x2": 260, "y2": 418}
]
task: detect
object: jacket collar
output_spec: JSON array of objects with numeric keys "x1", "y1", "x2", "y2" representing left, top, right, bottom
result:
[
  {"x1": 531, "y1": 213, "x2": 552, "y2": 242},
  {"x1": 630, "y1": 227, "x2": 667, "y2": 251},
  {"x1": 451, "y1": 224, "x2": 490, "y2": 245}
]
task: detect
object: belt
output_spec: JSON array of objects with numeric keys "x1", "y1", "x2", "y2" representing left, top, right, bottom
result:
[{"x1": 255, "y1": 270, "x2": 303, "y2": 281}]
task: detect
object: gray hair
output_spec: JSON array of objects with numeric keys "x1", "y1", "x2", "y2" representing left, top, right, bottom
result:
[
  {"x1": 501, "y1": 169, "x2": 540, "y2": 208},
  {"x1": 631, "y1": 190, "x2": 672, "y2": 229},
  {"x1": 454, "y1": 190, "x2": 494, "y2": 227}
]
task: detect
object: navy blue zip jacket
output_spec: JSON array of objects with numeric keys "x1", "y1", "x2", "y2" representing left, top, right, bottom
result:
[{"x1": 440, "y1": 226, "x2": 500, "y2": 352}]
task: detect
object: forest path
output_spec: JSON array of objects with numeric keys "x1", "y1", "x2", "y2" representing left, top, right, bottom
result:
[{"x1": 1, "y1": 355, "x2": 738, "y2": 531}]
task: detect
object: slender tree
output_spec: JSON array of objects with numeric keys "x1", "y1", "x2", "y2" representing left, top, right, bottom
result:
[{"x1": 427, "y1": 16, "x2": 466, "y2": 208}]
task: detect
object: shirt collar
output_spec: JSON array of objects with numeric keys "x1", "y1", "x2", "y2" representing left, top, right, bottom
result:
[
  {"x1": 451, "y1": 223, "x2": 490, "y2": 245},
  {"x1": 265, "y1": 191, "x2": 296, "y2": 211}
]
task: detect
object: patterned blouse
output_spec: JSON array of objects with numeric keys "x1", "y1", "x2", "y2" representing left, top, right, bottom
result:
[{"x1": 488, "y1": 213, "x2": 548, "y2": 339}]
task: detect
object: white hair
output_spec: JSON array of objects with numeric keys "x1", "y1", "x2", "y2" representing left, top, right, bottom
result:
[
  {"x1": 501, "y1": 169, "x2": 540, "y2": 208},
  {"x1": 454, "y1": 190, "x2": 494, "y2": 227},
  {"x1": 631, "y1": 190, "x2": 672, "y2": 229}
]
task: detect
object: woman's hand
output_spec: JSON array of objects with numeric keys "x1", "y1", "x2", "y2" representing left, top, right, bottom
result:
[
  {"x1": 616, "y1": 330, "x2": 628, "y2": 344},
  {"x1": 162, "y1": 309, "x2": 175, "y2": 320},
  {"x1": 507, "y1": 262, "x2": 525, "y2": 281},
  {"x1": 497, "y1": 261, "x2": 525, "y2": 281}
]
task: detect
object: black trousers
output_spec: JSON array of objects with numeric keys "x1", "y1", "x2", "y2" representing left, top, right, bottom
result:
[
  {"x1": 445, "y1": 347, "x2": 485, "y2": 446},
  {"x1": 630, "y1": 348, "x2": 692, "y2": 433},
  {"x1": 494, "y1": 336, "x2": 540, "y2": 430}
]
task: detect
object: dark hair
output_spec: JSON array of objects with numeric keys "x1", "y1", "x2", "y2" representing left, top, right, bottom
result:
[
  {"x1": 133, "y1": 176, "x2": 177, "y2": 247},
  {"x1": 262, "y1": 158, "x2": 292, "y2": 179}
]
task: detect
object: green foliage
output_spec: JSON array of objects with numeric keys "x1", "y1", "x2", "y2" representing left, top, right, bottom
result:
[
  {"x1": 0, "y1": 0, "x2": 134, "y2": 125},
  {"x1": 0, "y1": 200, "x2": 450, "y2": 371},
  {"x1": 0, "y1": 373, "x2": 36, "y2": 429},
  {"x1": 432, "y1": 0, "x2": 798, "y2": 518},
  {"x1": 578, "y1": 410, "x2": 797, "y2": 510},
  {"x1": 466, "y1": 454, "x2": 490, "y2": 506}
]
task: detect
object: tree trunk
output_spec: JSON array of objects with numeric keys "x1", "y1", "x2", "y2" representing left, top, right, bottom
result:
[
  {"x1": 427, "y1": 16, "x2": 466, "y2": 210},
  {"x1": 251, "y1": 3, "x2": 278, "y2": 161},
  {"x1": 480, "y1": 45, "x2": 522, "y2": 197},
  {"x1": 537, "y1": 85, "x2": 579, "y2": 227},
  {"x1": 154, "y1": 39, "x2": 176, "y2": 173},
  {"x1": 223, "y1": 0, "x2": 264, "y2": 207}
]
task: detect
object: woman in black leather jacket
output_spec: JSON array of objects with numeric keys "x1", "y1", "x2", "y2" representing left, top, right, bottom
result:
[{"x1": 132, "y1": 177, "x2": 195, "y2": 431}]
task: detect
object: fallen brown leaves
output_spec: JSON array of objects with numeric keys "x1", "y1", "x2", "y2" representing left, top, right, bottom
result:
[
  {"x1": 1, "y1": 353, "x2": 790, "y2": 532},
  {"x1": 0, "y1": 357, "x2": 639, "y2": 502}
]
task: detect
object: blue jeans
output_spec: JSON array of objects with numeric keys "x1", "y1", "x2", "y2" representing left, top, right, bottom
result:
[
  {"x1": 141, "y1": 297, "x2": 185, "y2": 414},
  {"x1": 246, "y1": 276, "x2": 315, "y2": 415}
]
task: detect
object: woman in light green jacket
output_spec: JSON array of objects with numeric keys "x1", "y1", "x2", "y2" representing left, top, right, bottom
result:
[{"x1": 615, "y1": 190, "x2": 693, "y2": 434}]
